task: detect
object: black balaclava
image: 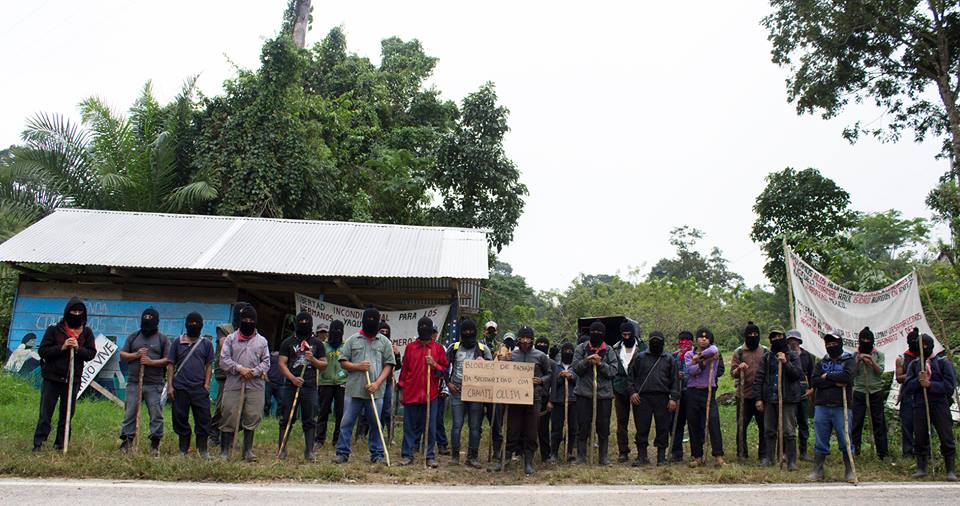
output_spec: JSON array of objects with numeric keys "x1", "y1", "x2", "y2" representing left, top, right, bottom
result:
[
  {"x1": 907, "y1": 327, "x2": 920, "y2": 354},
  {"x1": 417, "y1": 317, "x2": 433, "y2": 341},
  {"x1": 239, "y1": 305, "x2": 257, "y2": 336},
  {"x1": 589, "y1": 321, "x2": 605, "y2": 347},
  {"x1": 460, "y1": 319, "x2": 478, "y2": 348},
  {"x1": 744, "y1": 321, "x2": 761, "y2": 350},
  {"x1": 378, "y1": 322, "x2": 391, "y2": 339},
  {"x1": 823, "y1": 333, "x2": 843, "y2": 359},
  {"x1": 232, "y1": 302, "x2": 251, "y2": 328},
  {"x1": 535, "y1": 336, "x2": 550, "y2": 355},
  {"x1": 503, "y1": 333, "x2": 516, "y2": 350},
  {"x1": 858, "y1": 326, "x2": 874, "y2": 354},
  {"x1": 63, "y1": 297, "x2": 87, "y2": 329},
  {"x1": 921, "y1": 333, "x2": 935, "y2": 359},
  {"x1": 328, "y1": 320, "x2": 345, "y2": 348},
  {"x1": 549, "y1": 345, "x2": 559, "y2": 360},
  {"x1": 185, "y1": 312, "x2": 203, "y2": 338},
  {"x1": 695, "y1": 326, "x2": 714, "y2": 347},
  {"x1": 140, "y1": 308, "x2": 159, "y2": 336},
  {"x1": 561, "y1": 342, "x2": 575, "y2": 365},
  {"x1": 769, "y1": 330, "x2": 787, "y2": 353},
  {"x1": 295, "y1": 311, "x2": 313, "y2": 339},
  {"x1": 619, "y1": 321, "x2": 636, "y2": 348},
  {"x1": 518, "y1": 326, "x2": 534, "y2": 351},
  {"x1": 648, "y1": 331, "x2": 665, "y2": 355},
  {"x1": 362, "y1": 306, "x2": 380, "y2": 336}
]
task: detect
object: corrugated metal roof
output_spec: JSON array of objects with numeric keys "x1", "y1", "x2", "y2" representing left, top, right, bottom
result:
[{"x1": 0, "y1": 209, "x2": 489, "y2": 279}]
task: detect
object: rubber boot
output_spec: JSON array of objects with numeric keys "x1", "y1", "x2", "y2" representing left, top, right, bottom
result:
[
  {"x1": 149, "y1": 437, "x2": 161, "y2": 457},
  {"x1": 450, "y1": 448, "x2": 460, "y2": 466},
  {"x1": 303, "y1": 429, "x2": 316, "y2": 462},
  {"x1": 242, "y1": 429, "x2": 257, "y2": 461},
  {"x1": 912, "y1": 454, "x2": 928, "y2": 479},
  {"x1": 576, "y1": 439, "x2": 587, "y2": 464},
  {"x1": 632, "y1": 447, "x2": 649, "y2": 467},
  {"x1": 119, "y1": 436, "x2": 132, "y2": 453},
  {"x1": 220, "y1": 432, "x2": 234, "y2": 459},
  {"x1": 598, "y1": 440, "x2": 610, "y2": 466},
  {"x1": 178, "y1": 434, "x2": 191, "y2": 456},
  {"x1": 466, "y1": 448, "x2": 482, "y2": 469},
  {"x1": 524, "y1": 450, "x2": 535, "y2": 475},
  {"x1": 760, "y1": 436, "x2": 775, "y2": 467},
  {"x1": 492, "y1": 450, "x2": 511, "y2": 472},
  {"x1": 656, "y1": 447, "x2": 667, "y2": 466},
  {"x1": 786, "y1": 439, "x2": 798, "y2": 472},
  {"x1": 209, "y1": 430, "x2": 220, "y2": 447},
  {"x1": 842, "y1": 452, "x2": 856, "y2": 483},
  {"x1": 806, "y1": 453, "x2": 825, "y2": 481},
  {"x1": 196, "y1": 435, "x2": 210, "y2": 459},
  {"x1": 946, "y1": 458, "x2": 957, "y2": 482}
]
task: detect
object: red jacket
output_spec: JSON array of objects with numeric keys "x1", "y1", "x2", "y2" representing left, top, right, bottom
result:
[{"x1": 398, "y1": 339, "x2": 449, "y2": 404}]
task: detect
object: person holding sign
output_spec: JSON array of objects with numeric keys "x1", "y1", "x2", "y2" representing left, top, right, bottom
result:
[
  {"x1": 397, "y1": 317, "x2": 448, "y2": 467},
  {"x1": 32, "y1": 297, "x2": 96, "y2": 453},
  {"x1": 446, "y1": 319, "x2": 493, "y2": 468},
  {"x1": 851, "y1": 326, "x2": 888, "y2": 460},
  {"x1": 277, "y1": 312, "x2": 327, "y2": 461},
  {"x1": 572, "y1": 321, "x2": 618, "y2": 465},
  {"x1": 807, "y1": 333, "x2": 855, "y2": 483},
  {"x1": 495, "y1": 326, "x2": 552, "y2": 475},
  {"x1": 166, "y1": 312, "x2": 214, "y2": 458},
  {"x1": 684, "y1": 326, "x2": 726, "y2": 468},
  {"x1": 903, "y1": 333, "x2": 957, "y2": 481},
  {"x1": 626, "y1": 331, "x2": 680, "y2": 466},
  {"x1": 753, "y1": 327, "x2": 803, "y2": 471},
  {"x1": 118, "y1": 308, "x2": 169, "y2": 456}
]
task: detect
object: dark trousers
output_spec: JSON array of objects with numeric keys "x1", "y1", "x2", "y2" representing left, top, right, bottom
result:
[
  {"x1": 317, "y1": 384, "x2": 344, "y2": 444},
  {"x1": 507, "y1": 402, "x2": 540, "y2": 455},
  {"x1": 33, "y1": 379, "x2": 79, "y2": 448},
  {"x1": 491, "y1": 403, "x2": 505, "y2": 453},
  {"x1": 436, "y1": 395, "x2": 448, "y2": 448},
  {"x1": 172, "y1": 387, "x2": 211, "y2": 439},
  {"x1": 538, "y1": 406, "x2": 551, "y2": 461},
  {"x1": 550, "y1": 399, "x2": 578, "y2": 458},
  {"x1": 634, "y1": 393, "x2": 671, "y2": 450},
  {"x1": 735, "y1": 396, "x2": 765, "y2": 459},
  {"x1": 900, "y1": 396, "x2": 915, "y2": 457},
  {"x1": 264, "y1": 381, "x2": 284, "y2": 416},
  {"x1": 913, "y1": 399, "x2": 956, "y2": 460},
  {"x1": 210, "y1": 376, "x2": 226, "y2": 433},
  {"x1": 402, "y1": 402, "x2": 440, "y2": 459},
  {"x1": 686, "y1": 388, "x2": 723, "y2": 458},
  {"x1": 852, "y1": 390, "x2": 888, "y2": 458},
  {"x1": 614, "y1": 392, "x2": 635, "y2": 457},
  {"x1": 797, "y1": 397, "x2": 811, "y2": 455},
  {"x1": 670, "y1": 392, "x2": 689, "y2": 459},
  {"x1": 576, "y1": 395, "x2": 612, "y2": 451},
  {"x1": 278, "y1": 384, "x2": 318, "y2": 445}
]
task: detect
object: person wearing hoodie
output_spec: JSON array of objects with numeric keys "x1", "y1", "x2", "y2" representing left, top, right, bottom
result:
[
  {"x1": 753, "y1": 327, "x2": 803, "y2": 470},
  {"x1": 446, "y1": 319, "x2": 492, "y2": 468},
  {"x1": 209, "y1": 308, "x2": 239, "y2": 447},
  {"x1": 32, "y1": 297, "x2": 97, "y2": 453},
  {"x1": 807, "y1": 333, "x2": 856, "y2": 483},
  {"x1": 495, "y1": 325, "x2": 552, "y2": 475},
  {"x1": 166, "y1": 312, "x2": 215, "y2": 458},
  {"x1": 895, "y1": 327, "x2": 921, "y2": 458},
  {"x1": 277, "y1": 312, "x2": 327, "y2": 461},
  {"x1": 572, "y1": 321, "x2": 618, "y2": 465},
  {"x1": 730, "y1": 321, "x2": 767, "y2": 462},
  {"x1": 397, "y1": 317, "x2": 449, "y2": 467},
  {"x1": 316, "y1": 320, "x2": 347, "y2": 447},
  {"x1": 684, "y1": 326, "x2": 726, "y2": 468},
  {"x1": 549, "y1": 341, "x2": 579, "y2": 463},
  {"x1": 333, "y1": 307, "x2": 396, "y2": 464},
  {"x1": 118, "y1": 307, "x2": 169, "y2": 455},
  {"x1": 903, "y1": 333, "x2": 957, "y2": 481},
  {"x1": 219, "y1": 304, "x2": 270, "y2": 460},
  {"x1": 612, "y1": 321, "x2": 646, "y2": 463},
  {"x1": 534, "y1": 335, "x2": 554, "y2": 463},
  {"x1": 851, "y1": 326, "x2": 888, "y2": 460},
  {"x1": 786, "y1": 329, "x2": 816, "y2": 462},
  {"x1": 669, "y1": 330, "x2": 694, "y2": 462},
  {"x1": 626, "y1": 331, "x2": 680, "y2": 466}
]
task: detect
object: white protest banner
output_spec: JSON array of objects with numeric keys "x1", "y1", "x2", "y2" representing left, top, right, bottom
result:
[
  {"x1": 461, "y1": 360, "x2": 534, "y2": 405},
  {"x1": 786, "y1": 246, "x2": 943, "y2": 372},
  {"x1": 78, "y1": 334, "x2": 118, "y2": 397},
  {"x1": 886, "y1": 381, "x2": 960, "y2": 422},
  {"x1": 295, "y1": 293, "x2": 450, "y2": 357}
]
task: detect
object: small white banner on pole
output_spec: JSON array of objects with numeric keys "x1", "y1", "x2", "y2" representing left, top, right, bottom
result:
[{"x1": 78, "y1": 334, "x2": 118, "y2": 397}]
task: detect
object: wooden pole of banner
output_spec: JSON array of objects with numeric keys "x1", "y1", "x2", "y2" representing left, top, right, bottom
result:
[
  {"x1": 487, "y1": 354, "x2": 499, "y2": 463},
  {"x1": 783, "y1": 238, "x2": 797, "y2": 329},
  {"x1": 63, "y1": 348, "x2": 75, "y2": 455}
]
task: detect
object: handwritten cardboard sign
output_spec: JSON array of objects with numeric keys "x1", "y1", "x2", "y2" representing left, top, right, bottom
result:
[{"x1": 461, "y1": 360, "x2": 534, "y2": 405}]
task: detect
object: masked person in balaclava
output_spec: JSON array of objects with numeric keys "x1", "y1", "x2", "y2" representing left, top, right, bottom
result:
[
  {"x1": 118, "y1": 307, "x2": 169, "y2": 455},
  {"x1": 903, "y1": 333, "x2": 958, "y2": 481},
  {"x1": 533, "y1": 335, "x2": 554, "y2": 463},
  {"x1": 276, "y1": 312, "x2": 327, "y2": 461},
  {"x1": 166, "y1": 312, "x2": 215, "y2": 458},
  {"x1": 219, "y1": 304, "x2": 270, "y2": 460},
  {"x1": 807, "y1": 333, "x2": 855, "y2": 482},
  {"x1": 363, "y1": 321, "x2": 396, "y2": 445},
  {"x1": 490, "y1": 330, "x2": 519, "y2": 461},
  {"x1": 445, "y1": 319, "x2": 492, "y2": 467},
  {"x1": 396, "y1": 317, "x2": 449, "y2": 467},
  {"x1": 316, "y1": 320, "x2": 347, "y2": 448},
  {"x1": 684, "y1": 327, "x2": 726, "y2": 468},
  {"x1": 850, "y1": 327, "x2": 888, "y2": 460},
  {"x1": 669, "y1": 330, "x2": 695, "y2": 462},
  {"x1": 612, "y1": 321, "x2": 646, "y2": 463},
  {"x1": 786, "y1": 329, "x2": 816, "y2": 462},
  {"x1": 332, "y1": 307, "x2": 397, "y2": 465},
  {"x1": 571, "y1": 320, "x2": 618, "y2": 464},
  {"x1": 549, "y1": 341, "x2": 579, "y2": 463},
  {"x1": 730, "y1": 321, "x2": 767, "y2": 462},
  {"x1": 32, "y1": 297, "x2": 97, "y2": 453},
  {"x1": 752, "y1": 327, "x2": 803, "y2": 470},
  {"x1": 895, "y1": 327, "x2": 921, "y2": 459},
  {"x1": 624, "y1": 331, "x2": 679, "y2": 466},
  {"x1": 484, "y1": 321, "x2": 498, "y2": 349}
]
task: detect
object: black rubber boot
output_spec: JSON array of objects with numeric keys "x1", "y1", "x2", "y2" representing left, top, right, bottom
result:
[
  {"x1": 196, "y1": 435, "x2": 210, "y2": 459},
  {"x1": 946, "y1": 458, "x2": 957, "y2": 482},
  {"x1": 524, "y1": 450, "x2": 535, "y2": 475},
  {"x1": 656, "y1": 447, "x2": 667, "y2": 466},
  {"x1": 598, "y1": 440, "x2": 610, "y2": 466},
  {"x1": 760, "y1": 436, "x2": 775, "y2": 467},
  {"x1": 806, "y1": 453, "x2": 825, "y2": 481},
  {"x1": 242, "y1": 430, "x2": 257, "y2": 461},
  {"x1": 842, "y1": 452, "x2": 856, "y2": 483},
  {"x1": 576, "y1": 439, "x2": 587, "y2": 464},
  {"x1": 304, "y1": 429, "x2": 316, "y2": 462},
  {"x1": 220, "y1": 432, "x2": 234, "y2": 459},
  {"x1": 786, "y1": 440, "x2": 798, "y2": 472},
  {"x1": 209, "y1": 430, "x2": 220, "y2": 447},
  {"x1": 466, "y1": 448, "x2": 482, "y2": 469},
  {"x1": 119, "y1": 436, "x2": 132, "y2": 453},
  {"x1": 149, "y1": 437, "x2": 161, "y2": 457},
  {"x1": 450, "y1": 448, "x2": 460, "y2": 466},
  {"x1": 912, "y1": 455, "x2": 928, "y2": 479},
  {"x1": 492, "y1": 451, "x2": 511, "y2": 472},
  {"x1": 178, "y1": 434, "x2": 191, "y2": 456}
]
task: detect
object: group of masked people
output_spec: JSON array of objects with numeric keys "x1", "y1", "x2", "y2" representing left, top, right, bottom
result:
[{"x1": 28, "y1": 298, "x2": 958, "y2": 483}]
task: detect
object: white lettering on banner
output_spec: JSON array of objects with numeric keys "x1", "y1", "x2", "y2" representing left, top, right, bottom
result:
[
  {"x1": 886, "y1": 381, "x2": 960, "y2": 423},
  {"x1": 78, "y1": 335, "x2": 118, "y2": 396},
  {"x1": 786, "y1": 246, "x2": 943, "y2": 372},
  {"x1": 295, "y1": 293, "x2": 450, "y2": 359}
]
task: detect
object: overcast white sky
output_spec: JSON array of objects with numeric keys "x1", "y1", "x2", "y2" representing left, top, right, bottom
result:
[{"x1": 0, "y1": 1, "x2": 948, "y2": 292}]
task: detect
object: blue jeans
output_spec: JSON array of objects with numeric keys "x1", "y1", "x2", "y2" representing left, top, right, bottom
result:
[
  {"x1": 402, "y1": 402, "x2": 440, "y2": 459},
  {"x1": 450, "y1": 392, "x2": 484, "y2": 455},
  {"x1": 336, "y1": 395, "x2": 384, "y2": 460},
  {"x1": 813, "y1": 405, "x2": 854, "y2": 456}
]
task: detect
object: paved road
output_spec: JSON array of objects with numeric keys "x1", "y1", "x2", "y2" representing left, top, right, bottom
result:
[{"x1": 2, "y1": 478, "x2": 959, "y2": 505}]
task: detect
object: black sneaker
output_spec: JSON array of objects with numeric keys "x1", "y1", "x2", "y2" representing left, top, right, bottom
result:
[
  {"x1": 332, "y1": 454, "x2": 349, "y2": 464},
  {"x1": 31, "y1": 445, "x2": 41, "y2": 454}
]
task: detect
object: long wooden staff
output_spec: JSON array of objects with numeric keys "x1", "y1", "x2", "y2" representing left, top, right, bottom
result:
[
  {"x1": 389, "y1": 374, "x2": 399, "y2": 446},
  {"x1": 917, "y1": 341, "x2": 933, "y2": 445},
  {"x1": 777, "y1": 359, "x2": 784, "y2": 470},
  {"x1": 232, "y1": 380, "x2": 246, "y2": 450},
  {"x1": 278, "y1": 365, "x2": 309, "y2": 458},
  {"x1": 863, "y1": 355, "x2": 874, "y2": 457},
  {"x1": 704, "y1": 356, "x2": 715, "y2": 451},
  {"x1": 424, "y1": 351, "x2": 432, "y2": 467},
  {"x1": 134, "y1": 365, "x2": 144, "y2": 452},
  {"x1": 841, "y1": 387, "x2": 858, "y2": 484},
  {"x1": 563, "y1": 376, "x2": 570, "y2": 462},
  {"x1": 63, "y1": 348, "x2": 75, "y2": 455},
  {"x1": 487, "y1": 354, "x2": 500, "y2": 463},
  {"x1": 737, "y1": 365, "x2": 746, "y2": 459},
  {"x1": 500, "y1": 405, "x2": 510, "y2": 469},
  {"x1": 365, "y1": 370, "x2": 391, "y2": 466},
  {"x1": 591, "y1": 364, "x2": 598, "y2": 465}
]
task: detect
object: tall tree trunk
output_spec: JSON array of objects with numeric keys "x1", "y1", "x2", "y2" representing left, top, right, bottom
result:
[{"x1": 292, "y1": 0, "x2": 311, "y2": 49}]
